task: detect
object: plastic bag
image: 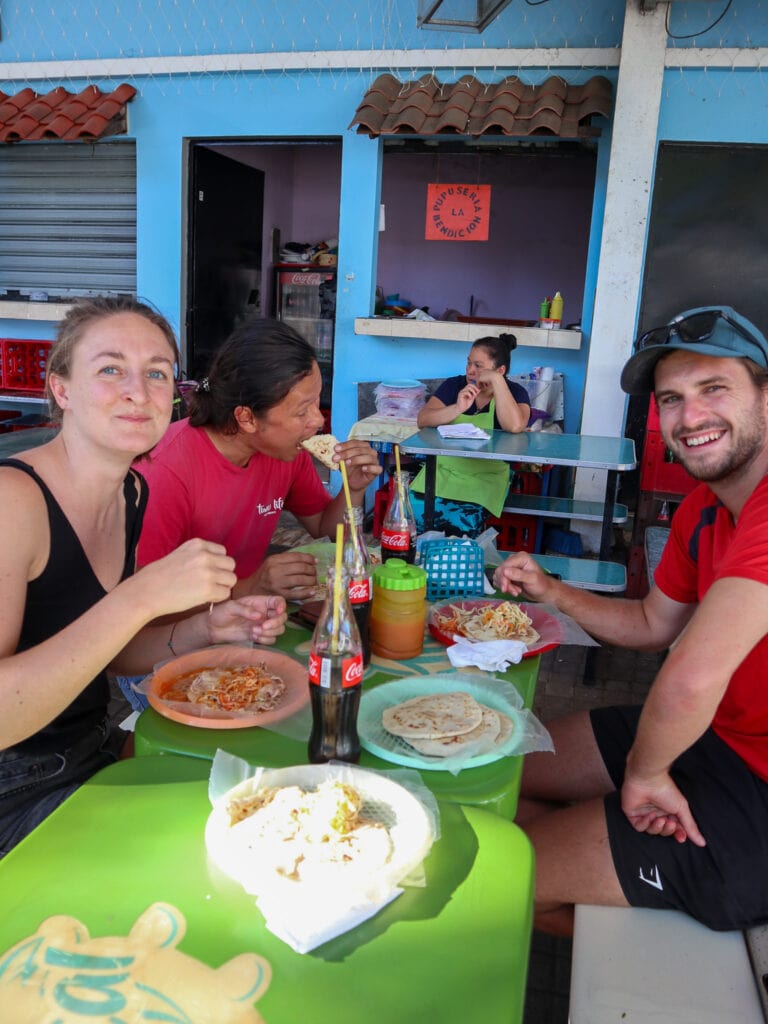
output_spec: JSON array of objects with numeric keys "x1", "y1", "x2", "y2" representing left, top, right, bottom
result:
[{"x1": 374, "y1": 380, "x2": 426, "y2": 418}]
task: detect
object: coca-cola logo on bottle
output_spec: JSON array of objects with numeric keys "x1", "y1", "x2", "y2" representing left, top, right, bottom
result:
[
  {"x1": 348, "y1": 579, "x2": 371, "y2": 603},
  {"x1": 308, "y1": 651, "x2": 322, "y2": 685},
  {"x1": 343, "y1": 656, "x2": 363, "y2": 688},
  {"x1": 381, "y1": 529, "x2": 409, "y2": 549}
]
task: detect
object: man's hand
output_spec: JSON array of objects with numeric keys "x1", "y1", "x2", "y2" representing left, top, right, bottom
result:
[
  {"x1": 621, "y1": 770, "x2": 706, "y2": 847},
  {"x1": 333, "y1": 439, "x2": 382, "y2": 491},
  {"x1": 248, "y1": 551, "x2": 319, "y2": 601},
  {"x1": 492, "y1": 551, "x2": 555, "y2": 602}
]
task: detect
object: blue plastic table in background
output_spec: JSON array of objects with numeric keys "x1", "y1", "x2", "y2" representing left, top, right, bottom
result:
[{"x1": 400, "y1": 427, "x2": 636, "y2": 561}]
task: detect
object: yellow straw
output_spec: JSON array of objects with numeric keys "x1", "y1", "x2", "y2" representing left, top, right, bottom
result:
[
  {"x1": 332, "y1": 522, "x2": 343, "y2": 654},
  {"x1": 340, "y1": 458, "x2": 354, "y2": 516},
  {"x1": 394, "y1": 443, "x2": 406, "y2": 513},
  {"x1": 339, "y1": 459, "x2": 362, "y2": 560}
]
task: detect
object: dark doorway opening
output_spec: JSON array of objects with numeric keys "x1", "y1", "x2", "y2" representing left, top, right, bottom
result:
[{"x1": 185, "y1": 144, "x2": 264, "y2": 379}]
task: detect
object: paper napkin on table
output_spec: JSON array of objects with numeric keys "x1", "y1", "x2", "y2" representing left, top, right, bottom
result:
[
  {"x1": 257, "y1": 887, "x2": 402, "y2": 955},
  {"x1": 447, "y1": 637, "x2": 528, "y2": 672},
  {"x1": 437, "y1": 424, "x2": 490, "y2": 440}
]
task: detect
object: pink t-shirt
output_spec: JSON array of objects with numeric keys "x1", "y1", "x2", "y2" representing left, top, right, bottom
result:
[
  {"x1": 654, "y1": 475, "x2": 768, "y2": 780},
  {"x1": 136, "y1": 419, "x2": 331, "y2": 579}
]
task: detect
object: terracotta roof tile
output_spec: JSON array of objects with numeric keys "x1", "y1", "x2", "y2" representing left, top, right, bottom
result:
[
  {"x1": 0, "y1": 83, "x2": 136, "y2": 143},
  {"x1": 350, "y1": 73, "x2": 612, "y2": 139}
]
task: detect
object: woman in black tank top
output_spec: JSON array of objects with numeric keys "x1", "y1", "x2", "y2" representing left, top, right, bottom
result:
[{"x1": 0, "y1": 297, "x2": 287, "y2": 856}]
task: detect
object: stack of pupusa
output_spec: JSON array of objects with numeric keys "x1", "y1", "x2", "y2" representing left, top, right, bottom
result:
[{"x1": 382, "y1": 691, "x2": 514, "y2": 759}]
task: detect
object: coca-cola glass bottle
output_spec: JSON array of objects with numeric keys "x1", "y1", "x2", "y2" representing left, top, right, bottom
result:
[
  {"x1": 342, "y1": 507, "x2": 372, "y2": 666},
  {"x1": 381, "y1": 470, "x2": 417, "y2": 564},
  {"x1": 307, "y1": 566, "x2": 363, "y2": 764}
]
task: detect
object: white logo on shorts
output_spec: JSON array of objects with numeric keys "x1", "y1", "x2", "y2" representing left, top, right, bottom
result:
[{"x1": 639, "y1": 864, "x2": 663, "y2": 891}]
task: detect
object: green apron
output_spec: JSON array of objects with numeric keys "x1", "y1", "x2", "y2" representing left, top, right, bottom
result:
[{"x1": 410, "y1": 400, "x2": 510, "y2": 518}]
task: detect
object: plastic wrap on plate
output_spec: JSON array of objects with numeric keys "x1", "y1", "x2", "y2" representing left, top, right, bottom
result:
[
  {"x1": 358, "y1": 672, "x2": 553, "y2": 776},
  {"x1": 205, "y1": 752, "x2": 440, "y2": 953}
]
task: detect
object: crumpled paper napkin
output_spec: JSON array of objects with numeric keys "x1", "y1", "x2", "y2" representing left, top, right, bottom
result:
[
  {"x1": 447, "y1": 637, "x2": 528, "y2": 672},
  {"x1": 437, "y1": 423, "x2": 490, "y2": 440}
]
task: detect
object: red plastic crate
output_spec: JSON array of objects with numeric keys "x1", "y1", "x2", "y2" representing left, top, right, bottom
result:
[
  {"x1": 510, "y1": 468, "x2": 546, "y2": 496},
  {"x1": 647, "y1": 395, "x2": 661, "y2": 432},
  {"x1": 1, "y1": 339, "x2": 53, "y2": 394},
  {"x1": 640, "y1": 432, "x2": 698, "y2": 496},
  {"x1": 486, "y1": 512, "x2": 538, "y2": 553}
]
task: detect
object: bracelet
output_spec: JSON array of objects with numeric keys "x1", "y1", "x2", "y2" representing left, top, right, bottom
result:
[{"x1": 167, "y1": 621, "x2": 180, "y2": 657}]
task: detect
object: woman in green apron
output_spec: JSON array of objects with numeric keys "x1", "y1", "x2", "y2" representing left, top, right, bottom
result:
[{"x1": 411, "y1": 335, "x2": 530, "y2": 525}]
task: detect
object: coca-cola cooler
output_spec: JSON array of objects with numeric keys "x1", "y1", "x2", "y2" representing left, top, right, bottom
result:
[{"x1": 274, "y1": 264, "x2": 336, "y2": 410}]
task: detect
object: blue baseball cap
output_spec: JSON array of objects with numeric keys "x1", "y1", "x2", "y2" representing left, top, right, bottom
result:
[{"x1": 620, "y1": 306, "x2": 768, "y2": 396}]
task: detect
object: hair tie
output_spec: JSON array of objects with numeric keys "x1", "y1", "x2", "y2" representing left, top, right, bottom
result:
[{"x1": 197, "y1": 377, "x2": 210, "y2": 393}]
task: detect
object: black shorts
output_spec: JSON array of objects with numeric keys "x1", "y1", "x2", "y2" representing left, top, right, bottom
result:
[{"x1": 591, "y1": 705, "x2": 768, "y2": 931}]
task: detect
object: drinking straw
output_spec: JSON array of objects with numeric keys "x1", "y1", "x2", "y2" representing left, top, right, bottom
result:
[
  {"x1": 340, "y1": 458, "x2": 355, "y2": 520},
  {"x1": 332, "y1": 522, "x2": 343, "y2": 654},
  {"x1": 339, "y1": 459, "x2": 361, "y2": 559},
  {"x1": 394, "y1": 443, "x2": 406, "y2": 514}
]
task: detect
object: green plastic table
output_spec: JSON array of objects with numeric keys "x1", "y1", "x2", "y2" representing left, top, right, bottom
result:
[
  {"x1": 134, "y1": 619, "x2": 541, "y2": 820},
  {"x1": 0, "y1": 755, "x2": 534, "y2": 1024}
]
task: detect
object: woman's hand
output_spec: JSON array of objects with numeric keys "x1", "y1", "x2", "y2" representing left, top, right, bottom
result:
[
  {"x1": 208, "y1": 594, "x2": 288, "y2": 646},
  {"x1": 455, "y1": 382, "x2": 481, "y2": 414},
  {"x1": 475, "y1": 368, "x2": 505, "y2": 394},
  {"x1": 132, "y1": 538, "x2": 237, "y2": 618}
]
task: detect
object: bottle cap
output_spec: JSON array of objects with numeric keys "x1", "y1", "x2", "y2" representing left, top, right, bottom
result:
[{"x1": 373, "y1": 559, "x2": 427, "y2": 591}]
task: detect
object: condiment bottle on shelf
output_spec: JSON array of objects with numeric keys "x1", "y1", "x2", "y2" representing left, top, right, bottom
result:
[
  {"x1": 308, "y1": 566, "x2": 363, "y2": 764},
  {"x1": 549, "y1": 291, "x2": 563, "y2": 326},
  {"x1": 381, "y1": 470, "x2": 417, "y2": 564},
  {"x1": 539, "y1": 297, "x2": 551, "y2": 323},
  {"x1": 370, "y1": 558, "x2": 427, "y2": 661},
  {"x1": 342, "y1": 506, "x2": 372, "y2": 666}
]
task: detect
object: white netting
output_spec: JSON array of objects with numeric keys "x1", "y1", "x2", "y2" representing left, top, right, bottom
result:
[{"x1": 0, "y1": 3, "x2": 765, "y2": 105}]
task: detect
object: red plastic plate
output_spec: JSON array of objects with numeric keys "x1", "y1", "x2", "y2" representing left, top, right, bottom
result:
[{"x1": 428, "y1": 599, "x2": 563, "y2": 658}]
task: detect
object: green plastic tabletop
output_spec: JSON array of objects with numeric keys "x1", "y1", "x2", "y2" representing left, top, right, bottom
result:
[
  {"x1": 134, "y1": 619, "x2": 541, "y2": 820},
  {"x1": 0, "y1": 755, "x2": 534, "y2": 1024}
]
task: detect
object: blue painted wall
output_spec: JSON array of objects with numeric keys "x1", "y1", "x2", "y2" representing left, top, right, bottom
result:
[{"x1": 2, "y1": 0, "x2": 768, "y2": 450}]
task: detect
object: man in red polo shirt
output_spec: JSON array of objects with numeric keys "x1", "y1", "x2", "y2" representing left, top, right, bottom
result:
[{"x1": 494, "y1": 306, "x2": 768, "y2": 935}]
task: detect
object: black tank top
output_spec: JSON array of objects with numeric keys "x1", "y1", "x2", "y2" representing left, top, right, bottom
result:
[{"x1": 1, "y1": 459, "x2": 148, "y2": 755}]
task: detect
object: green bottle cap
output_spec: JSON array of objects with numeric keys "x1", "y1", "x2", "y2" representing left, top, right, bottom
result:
[{"x1": 373, "y1": 559, "x2": 427, "y2": 591}]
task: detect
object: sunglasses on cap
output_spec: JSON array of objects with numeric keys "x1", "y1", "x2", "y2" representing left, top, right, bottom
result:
[{"x1": 637, "y1": 309, "x2": 766, "y2": 359}]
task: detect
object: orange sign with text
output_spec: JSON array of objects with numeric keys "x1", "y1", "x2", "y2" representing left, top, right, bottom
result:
[{"x1": 425, "y1": 183, "x2": 491, "y2": 242}]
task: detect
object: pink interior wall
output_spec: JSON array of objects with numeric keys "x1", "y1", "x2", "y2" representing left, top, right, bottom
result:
[
  {"x1": 377, "y1": 148, "x2": 596, "y2": 326},
  {"x1": 212, "y1": 142, "x2": 341, "y2": 316}
]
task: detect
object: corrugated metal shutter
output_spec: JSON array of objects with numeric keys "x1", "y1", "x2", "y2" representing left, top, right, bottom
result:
[{"x1": 0, "y1": 140, "x2": 136, "y2": 299}]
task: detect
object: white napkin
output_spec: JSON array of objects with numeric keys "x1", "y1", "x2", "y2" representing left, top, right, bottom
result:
[
  {"x1": 437, "y1": 424, "x2": 490, "y2": 440},
  {"x1": 257, "y1": 887, "x2": 402, "y2": 954},
  {"x1": 447, "y1": 637, "x2": 527, "y2": 672}
]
